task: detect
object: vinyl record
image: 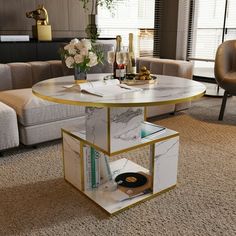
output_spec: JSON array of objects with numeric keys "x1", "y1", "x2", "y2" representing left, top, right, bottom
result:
[{"x1": 115, "y1": 172, "x2": 147, "y2": 188}]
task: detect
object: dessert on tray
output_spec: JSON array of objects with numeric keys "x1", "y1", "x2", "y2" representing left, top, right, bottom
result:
[{"x1": 124, "y1": 66, "x2": 157, "y2": 85}]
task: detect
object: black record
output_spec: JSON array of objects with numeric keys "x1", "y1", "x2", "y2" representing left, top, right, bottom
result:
[{"x1": 115, "y1": 172, "x2": 147, "y2": 188}]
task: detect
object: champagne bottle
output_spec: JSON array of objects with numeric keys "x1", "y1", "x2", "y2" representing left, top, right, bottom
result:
[
  {"x1": 113, "y1": 35, "x2": 125, "y2": 79},
  {"x1": 127, "y1": 33, "x2": 136, "y2": 75}
]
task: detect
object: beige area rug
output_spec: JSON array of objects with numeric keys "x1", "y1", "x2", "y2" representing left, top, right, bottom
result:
[{"x1": 0, "y1": 97, "x2": 236, "y2": 236}]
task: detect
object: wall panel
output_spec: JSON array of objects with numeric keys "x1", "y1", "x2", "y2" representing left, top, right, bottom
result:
[
  {"x1": 0, "y1": 0, "x2": 35, "y2": 30},
  {"x1": 68, "y1": 0, "x2": 88, "y2": 31},
  {"x1": 0, "y1": 0, "x2": 87, "y2": 38}
]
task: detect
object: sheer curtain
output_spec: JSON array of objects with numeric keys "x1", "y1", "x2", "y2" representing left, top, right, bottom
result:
[{"x1": 97, "y1": 0, "x2": 155, "y2": 56}]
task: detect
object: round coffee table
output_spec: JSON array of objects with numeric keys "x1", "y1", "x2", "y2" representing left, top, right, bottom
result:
[
  {"x1": 32, "y1": 74, "x2": 206, "y2": 215},
  {"x1": 32, "y1": 74, "x2": 206, "y2": 107}
]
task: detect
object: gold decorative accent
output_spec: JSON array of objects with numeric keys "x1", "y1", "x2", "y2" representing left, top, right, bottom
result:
[
  {"x1": 123, "y1": 78, "x2": 157, "y2": 85},
  {"x1": 151, "y1": 143, "x2": 155, "y2": 189},
  {"x1": 107, "y1": 108, "x2": 111, "y2": 153},
  {"x1": 74, "y1": 80, "x2": 87, "y2": 85},
  {"x1": 32, "y1": 89, "x2": 206, "y2": 108},
  {"x1": 61, "y1": 131, "x2": 66, "y2": 179},
  {"x1": 26, "y1": 5, "x2": 52, "y2": 41},
  {"x1": 110, "y1": 185, "x2": 176, "y2": 216},
  {"x1": 62, "y1": 128, "x2": 179, "y2": 157},
  {"x1": 80, "y1": 142, "x2": 85, "y2": 191},
  {"x1": 65, "y1": 178, "x2": 176, "y2": 216}
]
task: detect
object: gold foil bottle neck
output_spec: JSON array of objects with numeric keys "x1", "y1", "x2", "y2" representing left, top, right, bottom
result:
[{"x1": 116, "y1": 35, "x2": 122, "y2": 42}]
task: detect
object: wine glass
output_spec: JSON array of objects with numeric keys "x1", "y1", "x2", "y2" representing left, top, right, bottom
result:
[
  {"x1": 122, "y1": 52, "x2": 129, "y2": 78},
  {"x1": 116, "y1": 51, "x2": 125, "y2": 81},
  {"x1": 107, "y1": 50, "x2": 115, "y2": 79}
]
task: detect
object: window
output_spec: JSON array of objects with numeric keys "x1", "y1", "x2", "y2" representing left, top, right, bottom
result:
[
  {"x1": 97, "y1": 0, "x2": 155, "y2": 57},
  {"x1": 188, "y1": 0, "x2": 236, "y2": 78}
]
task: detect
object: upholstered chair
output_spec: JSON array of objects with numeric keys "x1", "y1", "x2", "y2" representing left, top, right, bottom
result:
[{"x1": 214, "y1": 40, "x2": 236, "y2": 120}]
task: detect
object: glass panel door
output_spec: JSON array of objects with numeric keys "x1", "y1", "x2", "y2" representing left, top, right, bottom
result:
[
  {"x1": 190, "y1": 0, "x2": 226, "y2": 78},
  {"x1": 224, "y1": 0, "x2": 236, "y2": 41}
]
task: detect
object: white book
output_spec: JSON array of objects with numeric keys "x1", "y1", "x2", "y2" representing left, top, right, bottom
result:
[
  {"x1": 94, "y1": 149, "x2": 101, "y2": 187},
  {"x1": 83, "y1": 146, "x2": 92, "y2": 190},
  {"x1": 0, "y1": 35, "x2": 30, "y2": 42},
  {"x1": 63, "y1": 79, "x2": 142, "y2": 97},
  {"x1": 100, "y1": 153, "x2": 112, "y2": 184}
]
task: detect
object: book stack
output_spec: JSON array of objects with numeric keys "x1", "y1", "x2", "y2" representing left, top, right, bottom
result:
[
  {"x1": 0, "y1": 35, "x2": 30, "y2": 42},
  {"x1": 83, "y1": 146, "x2": 112, "y2": 190}
]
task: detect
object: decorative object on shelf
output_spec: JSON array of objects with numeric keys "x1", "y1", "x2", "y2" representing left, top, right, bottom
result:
[
  {"x1": 26, "y1": 5, "x2": 52, "y2": 41},
  {"x1": 60, "y1": 38, "x2": 103, "y2": 83},
  {"x1": 79, "y1": 0, "x2": 119, "y2": 41},
  {"x1": 137, "y1": 66, "x2": 152, "y2": 80},
  {"x1": 120, "y1": 65, "x2": 157, "y2": 85},
  {"x1": 123, "y1": 75, "x2": 157, "y2": 85}
]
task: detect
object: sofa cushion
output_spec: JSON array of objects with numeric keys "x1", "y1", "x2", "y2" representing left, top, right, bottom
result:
[
  {"x1": 47, "y1": 60, "x2": 64, "y2": 78},
  {"x1": 136, "y1": 57, "x2": 193, "y2": 79},
  {"x1": 28, "y1": 61, "x2": 52, "y2": 85},
  {"x1": 0, "y1": 64, "x2": 13, "y2": 91},
  {"x1": 0, "y1": 101, "x2": 19, "y2": 150},
  {"x1": 0, "y1": 88, "x2": 85, "y2": 126},
  {"x1": 8, "y1": 63, "x2": 33, "y2": 89}
]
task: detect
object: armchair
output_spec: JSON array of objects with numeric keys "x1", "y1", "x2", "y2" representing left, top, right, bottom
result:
[{"x1": 214, "y1": 40, "x2": 236, "y2": 120}]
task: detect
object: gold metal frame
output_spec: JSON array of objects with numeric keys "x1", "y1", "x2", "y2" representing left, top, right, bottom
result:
[
  {"x1": 65, "y1": 178, "x2": 176, "y2": 216},
  {"x1": 62, "y1": 125, "x2": 179, "y2": 216},
  {"x1": 32, "y1": 89, "x2": 206, "y2": 108},
  {"x1": 62, "y1": 128, "x2": 179, "y2": 157}
]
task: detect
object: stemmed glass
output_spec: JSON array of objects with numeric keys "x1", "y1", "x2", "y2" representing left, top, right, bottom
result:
[
  {"x1": 107, "y1": 50, "x2": 115, "y2": 79},
  {"x1": 116, "y1": 51, "x2": 126, "y2": 81},
  {"x1": 122, "y1": 52, "x2": 129, "y2": 78},
  {"x1": 116, "y1": 51, "x2": 129, "y2": 80}
]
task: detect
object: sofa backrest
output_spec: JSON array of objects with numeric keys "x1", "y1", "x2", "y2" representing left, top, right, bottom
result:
[
  {"x1": 136, "y1": 57, "x2": 193, "y2": 79},
  {"x1": 0, "y1": 61, "x2": 64, "y2": 91},
  {"x1": 0, "y1": 43, "x2": 114, "y2": 91},
  {"x1": 0, "y1": 54, "x2": 192, "y2": 91}
]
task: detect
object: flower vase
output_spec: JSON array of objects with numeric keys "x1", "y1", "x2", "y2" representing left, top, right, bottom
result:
[{"x1": 74, "y1": 67, "x2": 87, "y2": 84}]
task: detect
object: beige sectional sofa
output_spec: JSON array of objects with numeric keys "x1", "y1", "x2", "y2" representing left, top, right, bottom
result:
[
  {"x1": 0, "y1": 57, "x2": 193, "y2": 151},
  {"x1": 136, "y1": 57, "x2": 193, "y2": 117}
]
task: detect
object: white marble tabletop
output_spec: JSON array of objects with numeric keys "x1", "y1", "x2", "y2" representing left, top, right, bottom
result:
[{"x1": 32, "y1": 74, "x2": 206, "y2": 107}]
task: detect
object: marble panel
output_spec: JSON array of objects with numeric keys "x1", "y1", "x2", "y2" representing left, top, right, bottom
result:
[
  {"x1": 63, "y1": 132, "x2": 82, "y2": 191},
  {"x1": 85, "y1": 107, "x2": 108, "y2": 151},
  {"x1": 153, "y1": 136, "x2": 179, "y2": 193},
  {"x1": 110, "y1": 107, "x2": 144, "y2": 152}
]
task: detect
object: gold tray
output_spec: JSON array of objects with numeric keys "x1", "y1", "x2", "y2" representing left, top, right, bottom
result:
[
  {"x1": 123, "y1": 75, "x2": 158, "y2": 85},
  {"x1": 103, "y1": 74, "x2": 158, "y2": 85}
]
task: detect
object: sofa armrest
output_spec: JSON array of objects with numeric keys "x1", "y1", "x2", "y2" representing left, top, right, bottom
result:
[{"x1": 136, "y1": 57, "x2": 193, "y2": 79}]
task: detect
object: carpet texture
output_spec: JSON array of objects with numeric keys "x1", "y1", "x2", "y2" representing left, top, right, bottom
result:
[{"x1": 0, "y1": 96, "x2": 236, "y2": 236}]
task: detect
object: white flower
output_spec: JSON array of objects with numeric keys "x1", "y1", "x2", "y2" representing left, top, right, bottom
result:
[
  {"x1": 65, "y1": 56, "x2": 75, "y2": 68},
  {"x1": 80, "y1": 39, "x2": 92, "y2": 50},
  {"x1": 62, "y1": 38, "x2": 101, "y2": 70},
  {"x1": 74, "y1": 42, "x2": 82, "y2": 50},
  {"x1": 68, "y1": 47, "x2": 77, "y2": 55},
  {"x1": 64, "y1": 44, "x2": 71, "y2": 50},
  {"x1": 87, "y1": 52, "x2": 98, "y2": 67},
  {"x1": 70, "y1": 38, "x2": 79, "y2": 44},
  {"x1": 74, "y1": 54, "x2": 84, "y2": 64},
  {"x1": 64, "y1": 43, "x2": 77, "y2": 55},
  {"x1": 80, "y1": 48, "x2": 89, "y2": 56}
]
